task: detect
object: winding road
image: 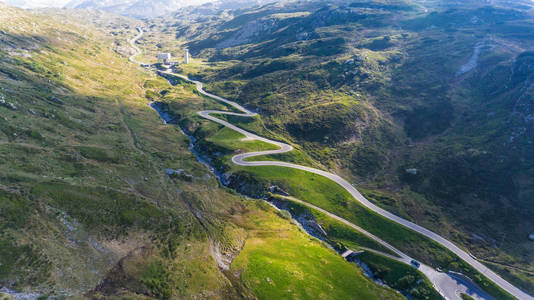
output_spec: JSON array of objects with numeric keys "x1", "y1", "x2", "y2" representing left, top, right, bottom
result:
[
  {"x1": 129, "y1": 27, "x2": 144, "y2": 65},
  {"x1": 129, "y1": 30, "x2": 533, "y2": 300}
]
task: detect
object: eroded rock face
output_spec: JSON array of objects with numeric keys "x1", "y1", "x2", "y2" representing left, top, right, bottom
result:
[
  {"x1": 216, "y1": 18, "x2": 278, "y2": 49},
  {"x1": 0, "y1": 94, "x2": 17, "y2": 110},
  {"x1": 225, "y1": 170, "x2": 266, "y2": 197},
  {"x1": 149, "y1": 101, "x2": 178, "y2": 124},
  {"x1": 268, "y1": 197, "x2": 328, "y2": 242},
  {"x1": 209, "y1": 239, "x2": 245, "y2": 272}
]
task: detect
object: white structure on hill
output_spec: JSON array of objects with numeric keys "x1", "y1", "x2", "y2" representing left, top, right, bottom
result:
[
  {"x1": 157, "y1": 53, "x2": 171, "y2": 64},
  {"x1": 184, "y1": 49, "x2": 190, "y2": 64}
]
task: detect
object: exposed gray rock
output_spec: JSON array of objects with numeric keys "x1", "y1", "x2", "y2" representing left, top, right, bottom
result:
[
  {"x1": 296, "y1": 31, "x2": 310, "y2": 41},
  {"x1": 166, "y1": 168, "x2": 193, "y2": 181},
  {"x1": 405, "y1": 168, "x2": 417, "y2": 175},
  {"x1": 0, "y1": 287, "x2": 40, "y2": 300},
  {"x1": 457, "y1": 42, "x2": 489, "y2": 76},
  {"x1": 216, "y1": 18, "x2": 277, "y2": 49},
  {"x1": 0, "y1": 95, "x2": 17, "y2": 110},
  {"x1": 269, "y1": 197, "x2": 328, "y2": 241},
  {"x1": 268, "y1": 185, "x2": 289, "y2": 196},
  {"x1": 48, "y1": 95, "x2": 64, "y2": 105},
  {"x1": 165, "y1": 168, "x2": 182, "y2": 176}
]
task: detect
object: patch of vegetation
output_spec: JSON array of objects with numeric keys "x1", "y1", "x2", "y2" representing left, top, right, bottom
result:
[
  {"x1": 33, "y1": 182, "x2": 167, "y2": 233},
  {"x1": 461, "y1": 293, "x2": 475, "y2": 300},
  {"x1": 76, "y1": 146, "x2": 120, "y2": 163},
  {"x1": 0, "y1": 192, "x2": 33, "y2": 231},
  {"x1": 356, "y1": 252, "x2": 441, "y2": 300},
  {"x1": 268, "y1": 194, "x2": 396, "y2": 256},
  {"x1": 0, "y1": 235, "x2": 51, "y2": 289},
  {"x1": 141, "y1": 260, "x2": 172, "y2": 299},
  {"x1": 203, "y1": 126, "x2": 278, "y2": 153},
  {"x1": 230, "y1": 202, "x2": 403, "y2": 300}
]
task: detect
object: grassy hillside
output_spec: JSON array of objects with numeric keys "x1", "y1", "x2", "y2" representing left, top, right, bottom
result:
[
  {"x1": 0, "y1": 4, "x2": 229, "y2": 297},
  {"x1": 174, "y1": 103, "x2": 510, "y2": 299},
  {"x1": 139, "y1": 0, "x2": 534, "y2": 294},
  {"x1": 0, "y1": 4, "x2": 406, "y2": 299},
  {"x1": 230, "y1": 204, "x2": 401, "y2": 300}
]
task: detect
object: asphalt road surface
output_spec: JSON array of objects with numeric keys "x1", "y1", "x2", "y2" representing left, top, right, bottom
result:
[{"x1": 128, "y1": 27, "x2": 144, "y2": 65}]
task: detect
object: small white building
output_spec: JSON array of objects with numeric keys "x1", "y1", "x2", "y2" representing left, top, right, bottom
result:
[
  {"x1": 184, "y1": 49, "x2": 190, "y2": 64},
  {"x1": 157, "y1": 53, "x2": 171, "y2": 64}
]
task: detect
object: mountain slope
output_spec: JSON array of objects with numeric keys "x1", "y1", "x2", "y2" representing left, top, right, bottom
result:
[
  {"x1": 0, "y1": 3, "x2": 407, "y2": 299},
  {"x1": 141, "y1": 0, "x2": 534, "y2": 294},
  {"x1": 3, "y1": 0, "x2": 71, "y2": 8},
  {"x1": 65, "y1": 0, "x2": 277, "y2": 18}
]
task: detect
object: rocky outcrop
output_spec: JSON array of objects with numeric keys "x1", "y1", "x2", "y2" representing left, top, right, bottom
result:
[
  {"x1": 224, "y1": 171, "x2": 266, "y2": 198},
  {"x1": 268, "y1": 197, "x2": 328, "y2": 242},
  {"x1": 0, "y1": 94, "x2": 17, "y2": 110}
]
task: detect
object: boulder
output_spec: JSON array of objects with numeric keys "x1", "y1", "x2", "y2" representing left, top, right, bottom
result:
[
  {"x1": 48, "y1": 95, "x2": 64, "y2": 105},
  {"x1": 405, "y1": 168, "x2": 418, "y2": 175},
  {"x1": 0, "y1": 98, "x2": 17, "y2": 110},
  {"x1": 166, "y1": 168, "x2": 192, "y2": 181},
  {"x1": 268, "y1": 185, "x2": 289, "y2": 196},
  {"x1": 529, "y1": 234, "x2": 534, "y2": 241}
]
